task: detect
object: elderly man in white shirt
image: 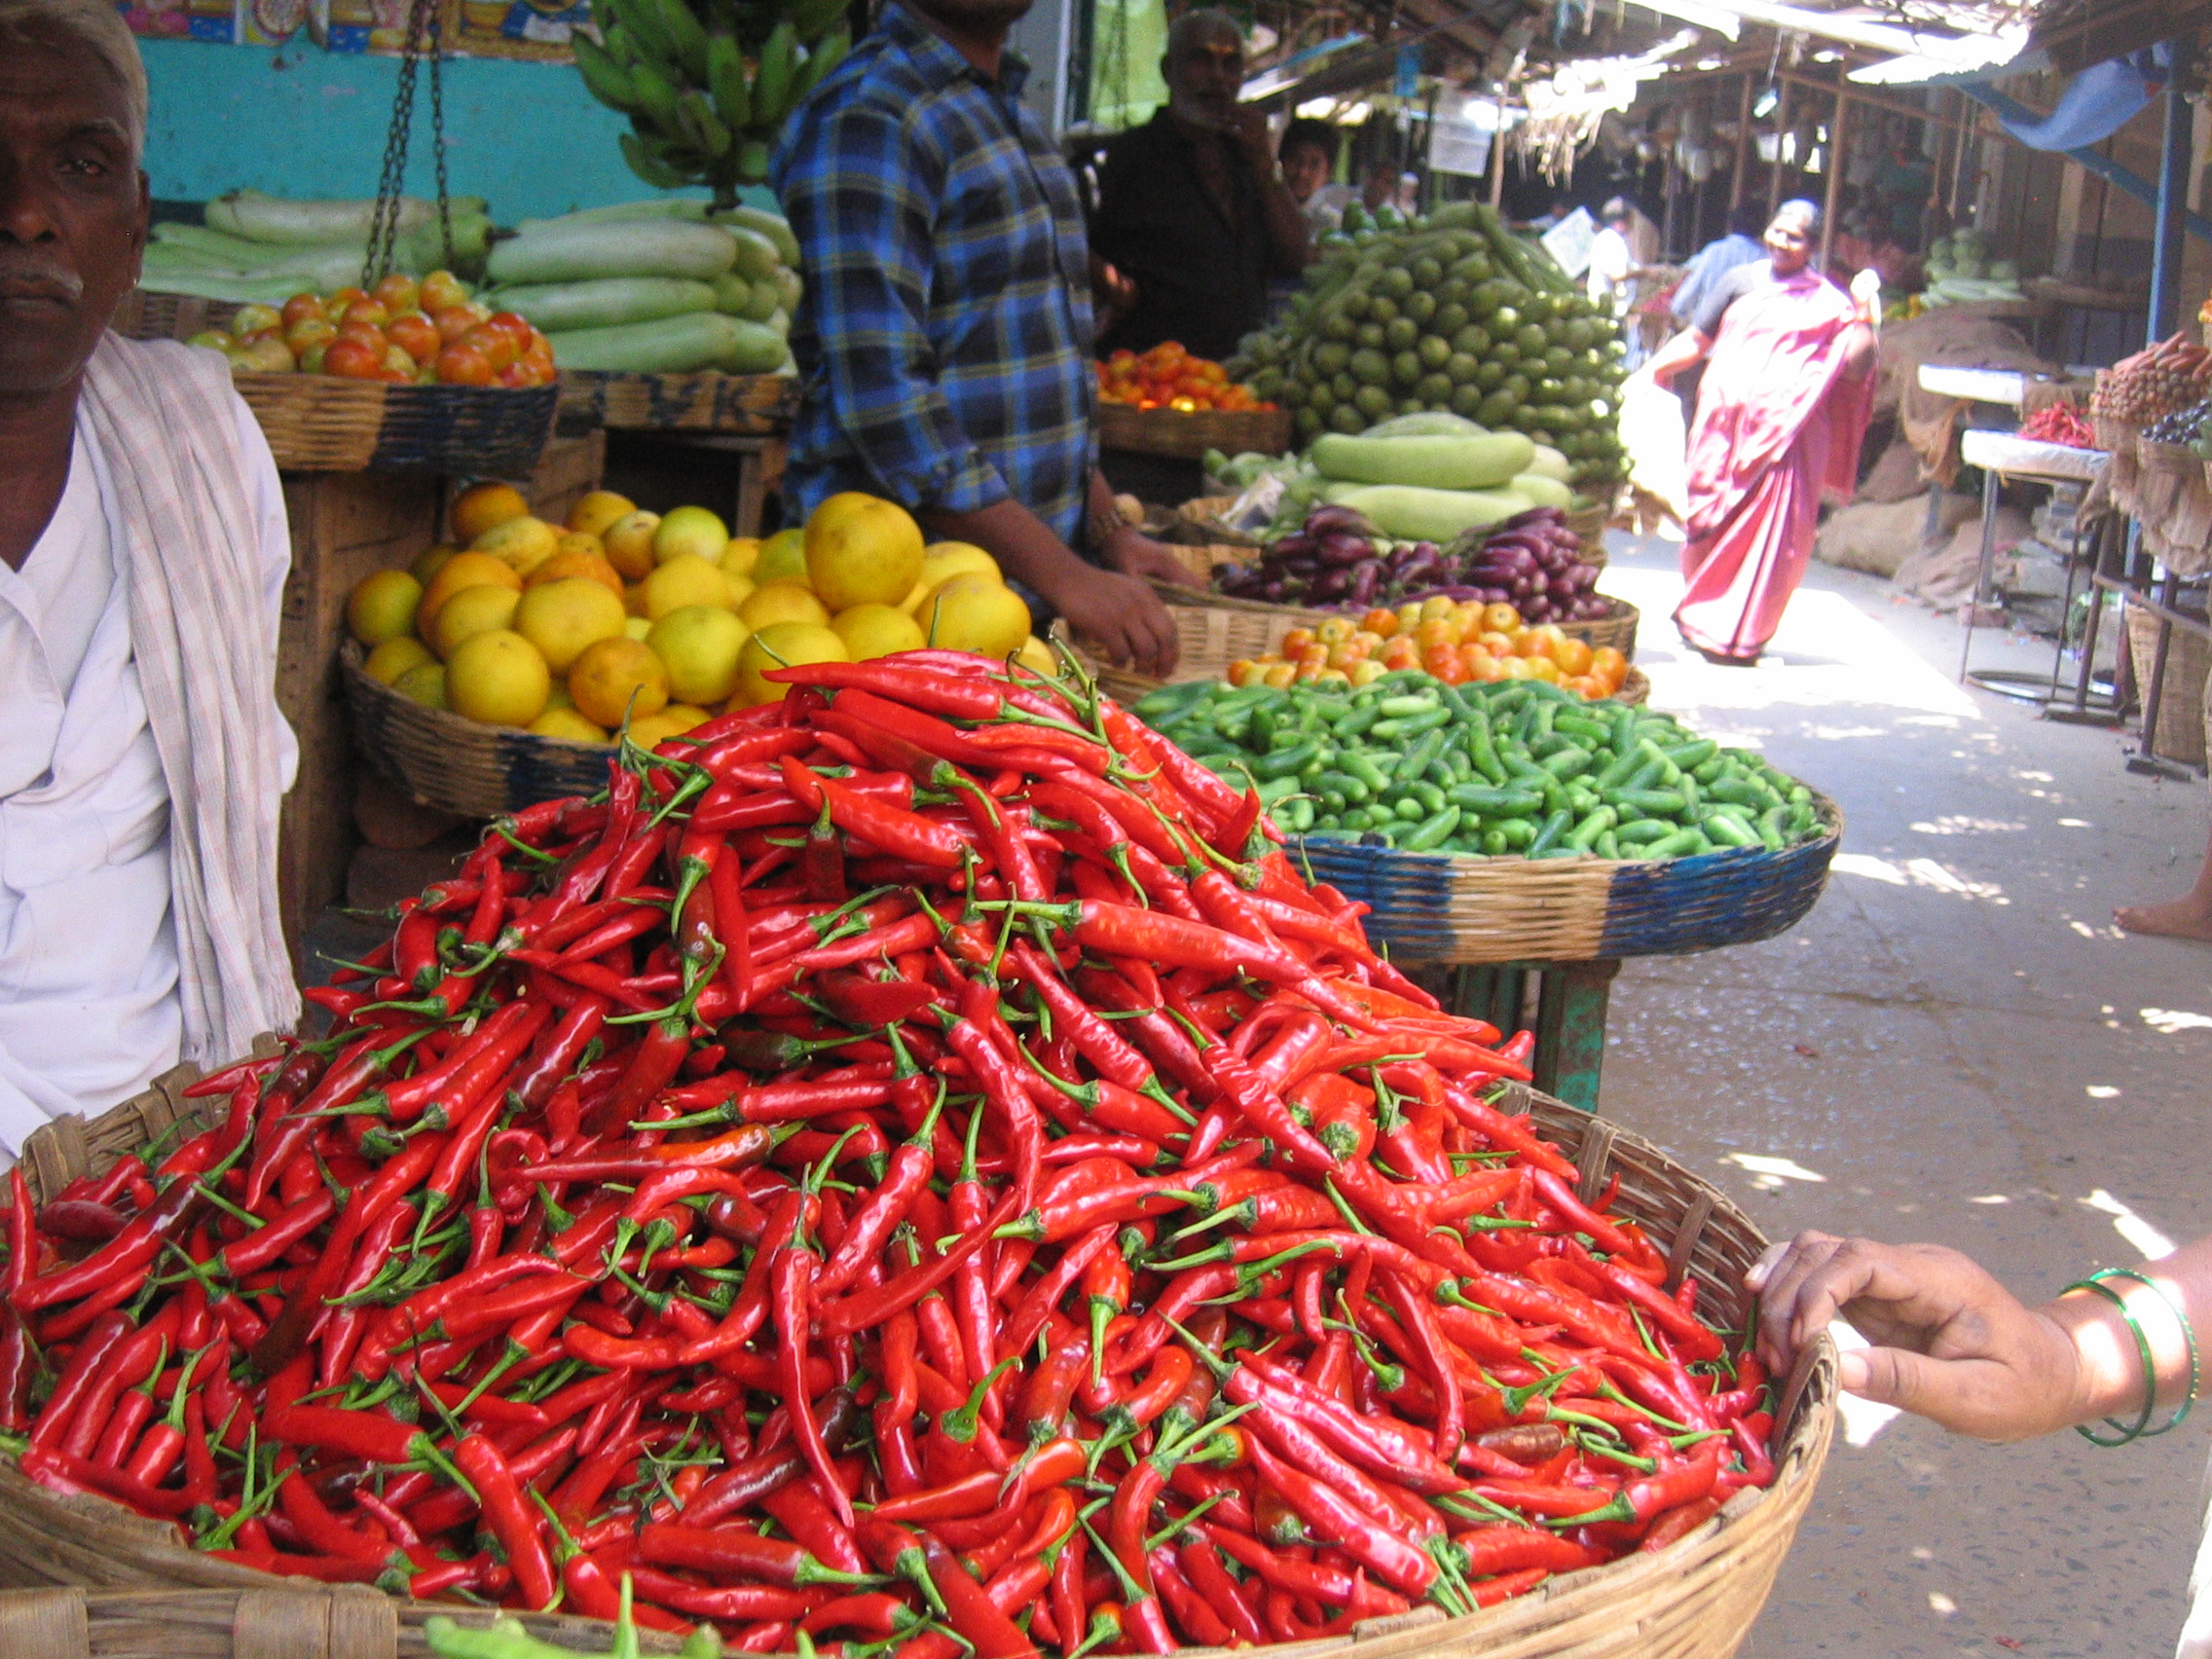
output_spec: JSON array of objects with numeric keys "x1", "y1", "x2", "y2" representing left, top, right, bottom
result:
[{"x1": 0, "y1": 0, "x2": 298, "y2": 1154}]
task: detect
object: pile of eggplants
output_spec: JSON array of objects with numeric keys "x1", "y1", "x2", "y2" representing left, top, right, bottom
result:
[{"x1": 1214, "y1": 504, "x2": 1608, "y2": 621}]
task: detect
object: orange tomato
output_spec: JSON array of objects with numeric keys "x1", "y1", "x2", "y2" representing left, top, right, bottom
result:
[
  {"x1": 1513, "y1": 631, "x2": 1552, "y2": 659},
  {"x1": 379, "y1": 344, "x2": 418, "y2": 383},
  {"x1": 462, "y1": 321, "x2": 519, "y2": 373},
  {"x1": 436, "y1": 301, "x2": 493, "y2": 344},
  {"x1": 1563, "y1": 675, "x2": 1604, "y2": 699},
  {"x1": 1590, "y1": 645, "x2": 1627, "y2": 684},
  {"x1": 321, "y1": 338, "x2": 384, "y2": 380},
  {"x1": 1279, "y1": 628, "x2": 1315, "y2": 656},
  {"x1": 1483, "y1": 603, "x2": 1522, "y2": 634},
  {"x1": 1413, "y1": 618, "x2": 1456, "y2": 651},
  {"x1": 1226, "y1": 659, "x2": 1259, "y2": 686},
  {"x1": 1325, "y1": 643, "x2": 1366, "y2": 670},
  {"x1": 280, "y1": 292, "x2": 327, "y2": 328},
  {"x1": 1422, "y1": 647, "x2": 1469, "y2": 684},
  {"x1": 484, "y1": 312, "x2": 536, "y2": 349},
  {"x1": 336, "y1": 319, "x2": 389, "y2": 351},
  {"x1": 435, "y1": 344, "x2": 497, "y2": 387},
  {"x1": 372, "y1": 274, "x2": 421, "y2": 315},
  {"x1": 1477, "y1": 630, "x2": 1517, "y2": 657},
  {"x1": 495, "y1": 361, "x2": 538, "y2": 387},
  {"x1": 1466, "y1": 652, "x2": 1508, "y2": 682},
  {"x1": 284, "y1": 316, "x2": 337, "y2": 355},
  {"x1": 325, "y1": 285, "x2": 369, "y2": 313},
  {"x1": 419, "y1": 270, "x2": 470, "y2": 314},
  {"x1": 1295, "y1": 645, "x2": 1329, "y2": 670},
  {"x1": 1525, "y1": 624, "x2": 1567, "y2": 655},
  {"x1": 1262, "y1": 662, "x2": 1297, "y2": 688},
  {"x1": 1361, "y1": 608, "x2": 1399, "y2": 639},
  {"x1": 339, "y1": 297, "x2": 390, "y2": 329},
  {"x1": 1524, "y1": 656, "x2": 1561, "y2": 683},
  {"x1": 386, "y1": 311, "x2": 440, "y2": 364},
  {"x1": 1382, "y1": 638, "x2": 1420, "y2": 670},
  {"x1": 1351, "y1": 630, "x2": 1385, "y2": 654},
  {"x1": 1551, "y1": 636, "x2": 1594, "y2": 677}
]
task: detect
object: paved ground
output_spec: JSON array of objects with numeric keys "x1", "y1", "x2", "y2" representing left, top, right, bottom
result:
[{"x1": 1593, "y1": 535, "x2": 2212, "y2": 1657}]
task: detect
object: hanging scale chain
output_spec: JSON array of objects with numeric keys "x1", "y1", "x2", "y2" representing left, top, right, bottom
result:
[{"x1": 363, "y1": 0, "x2": 455, "y2": 289}]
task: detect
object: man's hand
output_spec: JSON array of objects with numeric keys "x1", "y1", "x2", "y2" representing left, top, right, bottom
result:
[
  {"x1": 1100, "y1": 525, "x2": 1202, "y2": 590},
  {"x1": 1045, "y1": 563, "x2": 1179, "y2": 680},
  {"x1": 1748, "y1": 1231, "x2": 2088, "y2": 1442},
  {"x1": 1230, "y1": 107, "x2": 1276, "y2": 171}
]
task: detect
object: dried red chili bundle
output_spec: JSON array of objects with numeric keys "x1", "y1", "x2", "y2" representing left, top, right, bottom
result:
[{"x1": 0, "y1": 649, "x2": 1774, "y2": 1649}]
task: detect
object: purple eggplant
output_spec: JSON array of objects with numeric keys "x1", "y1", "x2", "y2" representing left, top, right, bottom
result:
[
  {"x1": 1318, "y1": 531, "x2": 1374, "y2": 567},
  {"x1": 1306, "y1": 505, "x2": 1379, "y2": 537},
  {"x1": 1347, "y1": 562, "x2": 1382, "y2": 608},
  {"x1": 1309, "y1": 568, "x2": 1353, "y2": 602}
]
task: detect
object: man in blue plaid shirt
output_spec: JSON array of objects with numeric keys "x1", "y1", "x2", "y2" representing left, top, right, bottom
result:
[{"x1": 772, "y1": 0, "x2": 1194, "y2": 677}]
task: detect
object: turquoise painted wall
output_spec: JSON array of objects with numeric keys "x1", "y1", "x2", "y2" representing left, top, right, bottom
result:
[{"x1": 138, "y1": 38, "x2": 662, "y2": 221}]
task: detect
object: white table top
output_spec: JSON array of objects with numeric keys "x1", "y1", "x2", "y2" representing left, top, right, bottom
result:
[
  {"x1": 1917, "y1": 365, "x2": 2037, "y2": 405},
  {"x1": 1960, "y1": 427, "x2": 2108, "y2": 481}
]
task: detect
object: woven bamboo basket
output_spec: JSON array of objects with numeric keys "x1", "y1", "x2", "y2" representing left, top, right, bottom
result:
[
  {"x1": 2124, "y1": 601, "x2": 2211, "y2": 767},
  {"x1": 1296, "y1": 790, "x2": 1842, "y2": 964},
  {"x1": 111, "y1": 289, "x2": 557, "y2": 479},
  {"x1": 0, "y1": 1060, "x2": 1836, "y2": 1659},
  {"x1": 555, "y1": 370, "x2": 797, "y2": 435},
  {"x1": 339, "y1": 640, "x2": 609, "y2": 819},
  {"x1": 1174, "y1": 495, "x2": 1265, "y2": 547},
  {"x1": 1097, "y1": 402, "x2": 1294, "y2": 460}
]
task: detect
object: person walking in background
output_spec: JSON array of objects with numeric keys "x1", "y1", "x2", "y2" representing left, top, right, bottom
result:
[
  {"x1": 1089, "y1": 9, "x2": 1311, "y2": 362},
  {"x1": 1669, "y1": 201, "x2": 1769, "y2": 329},
  {"x1": 1634, "y1": 201, "x2": 1879, "y2": 665}
]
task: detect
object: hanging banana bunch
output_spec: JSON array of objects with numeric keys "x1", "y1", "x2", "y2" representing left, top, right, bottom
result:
[{"x1": 575, "y1": 0, "x2": 852, "y2": 206}]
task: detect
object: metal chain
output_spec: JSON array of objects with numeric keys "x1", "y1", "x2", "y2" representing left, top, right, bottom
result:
[{"x1": 362, "y1": 0, "x2": 452, "y2": 287}]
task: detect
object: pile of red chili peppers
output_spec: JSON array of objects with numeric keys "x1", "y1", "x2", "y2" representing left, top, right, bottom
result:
[{"x1": 0, "y1": 648, "x2": 1776, "y2": 1654}]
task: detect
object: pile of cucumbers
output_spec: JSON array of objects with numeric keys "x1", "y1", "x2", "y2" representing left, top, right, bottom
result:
[{"x1": 1134, "y1": 674, "x2": 1826, "y2": 861}]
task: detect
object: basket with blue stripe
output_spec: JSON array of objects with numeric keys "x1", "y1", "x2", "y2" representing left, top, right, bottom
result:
[{"x1": 1294, "y1": 790, "x2": 1842, "y2": 963}]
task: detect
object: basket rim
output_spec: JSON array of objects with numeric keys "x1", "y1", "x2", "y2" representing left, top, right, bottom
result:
[
  {"x1": 0, "y1": 1078, "x2": 1837, "y2": 1654},
  {"x1": 339, "y1": 636, "x2": 615, "y2": 757}
]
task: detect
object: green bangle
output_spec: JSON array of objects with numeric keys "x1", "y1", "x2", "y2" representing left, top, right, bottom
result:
[
  {"x1": 2090, "y1": 1267, "x2": 2198, "y2": 1438},
  {"x1": 2065, "y1": 1278, "x2": 2156, "y2": 1445}
]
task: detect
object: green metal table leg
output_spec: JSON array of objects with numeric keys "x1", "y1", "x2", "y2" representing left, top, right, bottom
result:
[
  {"x1": 1532, "y1": 959, "x2": 1619, "y2": 1113},
  {"x1": 1408, "y1": 958, "x2": 1621, "y2": 1113}
]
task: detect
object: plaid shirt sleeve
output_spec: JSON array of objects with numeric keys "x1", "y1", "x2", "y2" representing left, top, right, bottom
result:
[{"x1": 777, "y1": 96, "x2": 1011, "y2": 517}]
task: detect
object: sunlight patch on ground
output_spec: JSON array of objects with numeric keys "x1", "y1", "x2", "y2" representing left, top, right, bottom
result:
[
  {"x1": 1606, "y1": 569, "x2": 1983, "y2": 719},
  {"x1": 1832, "y1": 853, "x2": 1908, "y2": 885},
  {"x1": 1724, "y1": 1153, "x2": 1827, "y2": 1192},
  {"x1": 1909, "y1": 818, "x2": 2025, "y2": 835},
  {"x1": 2081, "y1": 1190, "x2": 2177, "y2": 1259},
  {"x1": 2142, "y1": 1008, "x2": 2212, "y2": 1035},
  {"x1": 1828, "y1": 1321, "x2": 1904, "y2": 1447}
]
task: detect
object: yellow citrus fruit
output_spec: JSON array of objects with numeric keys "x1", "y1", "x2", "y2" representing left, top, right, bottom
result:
[
  {"x1": 654, "y1": 504, "x2": 729, "y2": 566},
  {"x1": 623, "y1": 616, "x2": 652, "y2": 641},
  {"x1": 569, "y1": 636, "x2": 670, "y2": 728},
  {"x1": 409, "y1": 541, "x2": 460, "y2": 586},
  {"x1": 446, "y1": 629, "x2": 550, "y2": 727},
  {"x1": 831, "y1": 602, "x2": 926, "y2": 661},
  {"x1": 418, "y1": 551, "x2": 522, "y2": 634},
  {"x1": 629, "y1": 705, "x2": 711, "y2": 751},
  {"x1": 451, "y1": 481, "x2": 529, "y2": 544},
  {"x1": 643, "y1": 554, "x2": 735, "y2": 619},
  {"x1": 720, "y1": 537, "x2": 761, "y2": 580},
  {"x1": 602, "y1": 510, "x2": 662, "y2": 581},
  {"x1": 392, "y1": 660, "x2": 447, "y2": 710},
  {"x1": 736, "y1": 622, "x2": 848, "y2": 706},
  {"x1": 527, "y1": 547, "x2": 625, "y2": 598},
  {"x1": 429, "y1": 581, "x2": 522, "y2": 659},
  {"x1": 739, "y1": 582, "x2": 830, "y2": 631},
  {"x1": 365, "y1": 635, "x2": 434, "y2": 684},
  {"x1": 646, "y1": 605, "x2": 750, "y2": 706},
  {"x1": 754, "y1": 527, "x2": 809, "y2": 588},
  {"x1": 347, "y1": 569, "x2": 423, "y2": 646},
  {"x1": 902, "y1": 542, "x2": 1001, "y2": 611},
  {"x1": 470, "y1": 515, "x2": 561, "y2": 578},
  {"x1": 530, "y1": 707, "x2": 609, "y2": 744},
  {"x1": 918, "y1": 574, "x2": 1030, "y2": 658},
  {"x1": 1014, "y1": 635, "x2": 1057, "y2": 678},
  {"x1": 724, "y1": 573, "x2": 756, "y2": 609},
  {"x1": 554, "y1": 529, "x2": 607, "y2": 560},
  {"x1": 566, "y1": 489, "x2": 636, "y2": 538},
  {"x1": 514, "y1": 576, "x2": 628, "y2": 674},
  {"x1": 805, "y1": 492, "x2": 924, "y2": 610}
]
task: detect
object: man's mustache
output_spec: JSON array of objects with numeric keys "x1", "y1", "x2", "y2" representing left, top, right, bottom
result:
[{"x1": 0, "y1": 258, "x2": 87, "y2": 302}]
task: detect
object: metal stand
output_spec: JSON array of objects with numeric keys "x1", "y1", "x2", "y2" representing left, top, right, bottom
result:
[{"x1": 2049, "y1": 509, "x2": 2128, "y2": 726}]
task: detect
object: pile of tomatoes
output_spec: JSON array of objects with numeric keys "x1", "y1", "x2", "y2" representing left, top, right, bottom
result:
[
  {"x1": 1229, "y1": 598, "x2": 1630, "y2": 700},
  {"x1": 188, "y1": 271, "x2": 557, "y2": 388},
  {"x1": 1096, "y1": 341, "x2": 1272, "y2": 413}
]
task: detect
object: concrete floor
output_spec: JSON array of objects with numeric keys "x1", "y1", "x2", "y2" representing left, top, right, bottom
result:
[{"x1": 1592, "y1": 535, "x2": 2212, "y2": 1658}]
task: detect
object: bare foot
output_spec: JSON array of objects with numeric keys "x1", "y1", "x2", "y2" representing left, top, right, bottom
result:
[{"x1": 2115, "y1": 897, "x2": 2212, "y2": 940}]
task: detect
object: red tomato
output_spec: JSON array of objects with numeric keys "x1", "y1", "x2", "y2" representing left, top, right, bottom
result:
[
  {"x1": 338, "y1": 297, "x2": 389, "y2": 329},
  {"x1": 435, "y1": 344, "x2": 498, "y2": 387},
  {"x1": 372, "y1": 274, "x2": 421, "y2": 315},
  {"x1": 321, "y1": 338, "x2": 384, "y2": 380},
  {"x1": 386, "y1": 311, "x2": 440, "y2": 364},
  {"x1": 280, "y1": 293, "x2": 327, "y2": 329},
  {"x1": 436, "y1": 301, "x2": 493, "y2": 344},
  {"x1": 419, "y1": 271, "x2": 471, "y2": 314},
  {"x1": 461, "y1": 322, "x2": 519, "y2": 373},
  {"x1": 335, "y1": 319, "x2": 388, "y2": 352}
]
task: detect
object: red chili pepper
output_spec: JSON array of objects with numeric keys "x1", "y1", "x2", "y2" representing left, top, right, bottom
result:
[{"x1": 454, "y1": 1431, "x2": 557, "y2": 1608}]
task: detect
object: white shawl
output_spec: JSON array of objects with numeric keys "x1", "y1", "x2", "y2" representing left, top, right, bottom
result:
[{"x1": 76, "y1": 335, "x2": 301, "y2": 1065}]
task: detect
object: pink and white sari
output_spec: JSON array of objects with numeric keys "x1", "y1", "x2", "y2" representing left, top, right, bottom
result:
[{"x1": 1673, "y1": 269, "x2": 1873, "y2": 661}]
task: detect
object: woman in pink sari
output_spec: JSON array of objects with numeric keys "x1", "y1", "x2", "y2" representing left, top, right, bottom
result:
[{"x1": 1639, "y1": 202, "x2": 1879, "y2": 664}]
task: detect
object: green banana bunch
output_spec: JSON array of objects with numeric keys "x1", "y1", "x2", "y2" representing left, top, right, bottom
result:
[{"x1": 587, "y1": 0, "x2": 851, "y2": 206}]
